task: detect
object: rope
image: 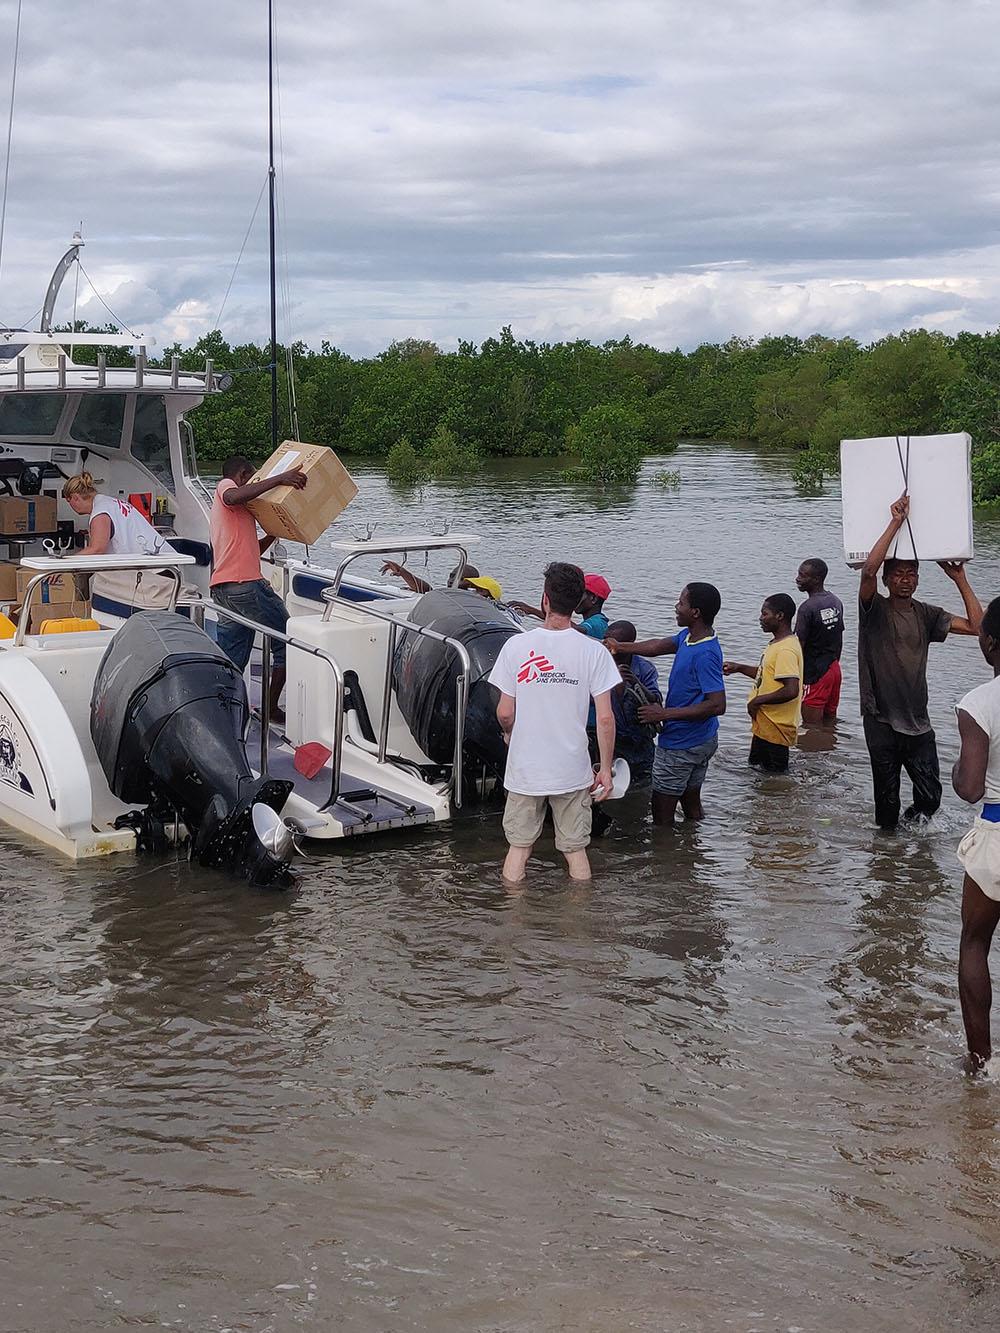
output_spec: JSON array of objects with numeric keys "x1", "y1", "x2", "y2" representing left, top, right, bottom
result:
[
  {"x1": 894, "y1": 433, "x2": 918, "y2": 561},
  {"x1": 0, "y1": 0, "x2": 24, "y2": 291},
  {"x1": 214, "y1": 173, "x2": 268, "y2": 331}
]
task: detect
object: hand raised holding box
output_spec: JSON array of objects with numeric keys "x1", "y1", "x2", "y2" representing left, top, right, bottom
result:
[{"x1": 277, "y1": 464, "x2": 307, "y2": 491}]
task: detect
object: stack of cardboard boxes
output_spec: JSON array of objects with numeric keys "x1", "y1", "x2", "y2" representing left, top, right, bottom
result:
[
  {"x1": 0, "y1": 493, "x2": 91, "y2": 630},
  {"x1": 0, "y1": 563, "x2": 90, "y2": 631}
]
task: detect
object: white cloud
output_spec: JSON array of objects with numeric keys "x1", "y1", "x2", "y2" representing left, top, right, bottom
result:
[{"x1": 1, "y1": 0, "x2": 999, "y2": 353}]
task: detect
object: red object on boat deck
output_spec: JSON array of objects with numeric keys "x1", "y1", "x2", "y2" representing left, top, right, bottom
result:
[
  {"x1": 129, "y1": 492, "x2": 153, "y2": 520},
  {"x1": 294, "y1": 742, "x2": 332, "y2": 780}
]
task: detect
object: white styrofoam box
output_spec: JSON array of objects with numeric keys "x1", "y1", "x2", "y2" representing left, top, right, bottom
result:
[{"x1": 840, "y1": 432, "x2": 974, "y2": 568}]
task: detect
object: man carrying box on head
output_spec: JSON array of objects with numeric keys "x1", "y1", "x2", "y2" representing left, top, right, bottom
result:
[
  {"x1": 210, "y1": 453, "x2": 306, "y2": 722},
  {"x1": 859, "y1": 492, "x2": 983, "y2": 829}
]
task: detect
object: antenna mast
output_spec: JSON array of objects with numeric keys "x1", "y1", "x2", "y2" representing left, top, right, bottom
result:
[{"x1": 267, "y1": 0, "x2": 279, "y2": 453}]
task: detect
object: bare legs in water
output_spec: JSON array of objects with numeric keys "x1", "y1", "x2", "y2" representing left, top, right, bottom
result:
[
  {"x1": 959, "y1": 873, "x2": 1000, "y2": 1072},
  {"x1": 651, "y1": 788, "x2": 705, "y2": 825}
]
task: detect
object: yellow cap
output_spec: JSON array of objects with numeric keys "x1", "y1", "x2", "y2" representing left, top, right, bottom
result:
[{"x1": 464, "y1": 575, "x2": 502, "y2": 600}]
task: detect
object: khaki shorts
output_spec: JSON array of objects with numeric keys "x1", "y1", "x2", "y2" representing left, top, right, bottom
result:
[
  {"x1": 503, "y1": 788, "x2": 593, "y2": 853},
  {"x1": 958, "y1": 819, "x2": 1000, "y2": 901}
]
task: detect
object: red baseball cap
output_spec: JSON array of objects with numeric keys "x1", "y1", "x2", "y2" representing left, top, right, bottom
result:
[{"x1": 584, "y1": 573, "x2": 611, "y2": 601}]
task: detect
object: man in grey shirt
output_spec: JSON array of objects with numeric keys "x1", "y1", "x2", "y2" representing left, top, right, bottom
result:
[{"x1": 859, "y1": 494, "x2": 983, "y2": 829}]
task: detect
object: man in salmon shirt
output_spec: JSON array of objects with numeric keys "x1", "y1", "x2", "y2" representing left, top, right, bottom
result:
[{"x1": 210, "y1": 454, "x2": 306, "y2": 721}]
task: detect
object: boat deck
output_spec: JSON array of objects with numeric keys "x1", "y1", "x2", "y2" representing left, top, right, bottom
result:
[{"x1": 245, "y1": 713, "x2": 438, "y2": 834}]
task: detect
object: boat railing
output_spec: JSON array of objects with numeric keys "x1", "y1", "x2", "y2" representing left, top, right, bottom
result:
[
  {"x1": 15, "y1": 553, "x2": 196, "y2": 646},
  {"x1": 320, "y1": 533, "x2": 481, "y2": 595},
  {"x1": 2, "y1": 351, "x2": 224, "y2": 392},
  {"x1": 320, "y1": 588, "x2": 471, "y2": 807},
  {"x1": 190, "y1": 598, "x2": 346, "y2": 812}
]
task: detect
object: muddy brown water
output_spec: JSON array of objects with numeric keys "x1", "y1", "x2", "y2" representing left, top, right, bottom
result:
[{"x1": 4, "y1": 444, "x2": 1000, "y2": 1332}]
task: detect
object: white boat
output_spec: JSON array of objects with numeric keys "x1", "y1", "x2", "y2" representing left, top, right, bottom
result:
[{"x1": 0, "y1": 262, "x2": 515, "y2": 871}]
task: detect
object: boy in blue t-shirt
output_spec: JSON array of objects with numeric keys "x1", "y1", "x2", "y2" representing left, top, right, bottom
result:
[
  {"x1": 576, "y1": 573, "x2": 611, "y2": 638},
  {"x1": 610, "y1": 582, "x2": 726, "y2": 825},
  {"x1": 507, "y1": 572, "x2": 612, "y2": 637}
]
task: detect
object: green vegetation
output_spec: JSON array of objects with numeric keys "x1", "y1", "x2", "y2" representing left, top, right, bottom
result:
[
  {"x1": 566, "y1": 403, "x2": 643, "y2": 485},
  {"x1": 651, "y1": 469, "x2": 681, "y2": 488},
  {"x1": 385, "y1": 436, "x2": 424, "y2": 486},
  {"x1": 56, "y1": 321, "x2": 1000, "y2": 502}
]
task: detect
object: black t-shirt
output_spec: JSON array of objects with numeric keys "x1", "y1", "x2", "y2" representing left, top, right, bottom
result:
[
  {"x1": 857, "y1": 593, "x2": 951, "y2": 735},
  {"x1": 795, "y1": 590, "x2": 845, "y2": 685}
]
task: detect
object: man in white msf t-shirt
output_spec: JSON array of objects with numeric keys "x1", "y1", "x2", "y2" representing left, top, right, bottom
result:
[{"x1": 488, "y1": 561, "x2": 619, "y2": 883}]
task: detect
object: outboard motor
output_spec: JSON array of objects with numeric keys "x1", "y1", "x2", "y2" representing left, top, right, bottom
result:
[
  {"x1": 392, "y1": 588, "x2": 522, "y2": 783},
  {"x1": 91, "y1": 611, "x2": 294, "y2": 886}
]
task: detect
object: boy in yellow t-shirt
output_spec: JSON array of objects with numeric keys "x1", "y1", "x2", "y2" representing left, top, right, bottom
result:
[{"x1": 723, "y1": 593, "x2": 803, "y2": 773}]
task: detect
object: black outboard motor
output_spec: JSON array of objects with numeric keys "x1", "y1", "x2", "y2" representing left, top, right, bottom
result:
[
  {"x1": 91, "y1": 611, "x2": 294, "y2": 886},
  {"x1": 392, "y1": 588, "x2": 522, "y2": 783}
]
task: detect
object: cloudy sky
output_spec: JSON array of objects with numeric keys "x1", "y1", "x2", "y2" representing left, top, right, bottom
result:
[{"x1": 0, "y1": 0, "x2": 999, "y2": 356}]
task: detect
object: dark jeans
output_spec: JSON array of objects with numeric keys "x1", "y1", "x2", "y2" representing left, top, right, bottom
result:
[
  {"x1": 862, "y1": 716, "x2": 941, "y2": 829},
  {"x1": 749, "y1": 735, "x2": 789, "y2": 773},
  {"x1": 211, "y1": 579, "x2": 288, "y2": 672}
]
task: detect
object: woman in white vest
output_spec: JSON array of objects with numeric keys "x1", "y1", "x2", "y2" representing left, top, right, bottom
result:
[{"x1": 62, "y1": 472, "x2": 176, "y2": 558}]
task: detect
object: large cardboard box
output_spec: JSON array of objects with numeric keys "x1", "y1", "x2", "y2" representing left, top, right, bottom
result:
[
  {"x1": 840, "y1": 432, "x2": 974, "y2": 567},
  {"x1": 21, "y1": 599, "x2": 91, "y2": 634},
  {"x1": 0, "y1": 562, "x2": 18, "y2": 603},
  {"x1": 16, "y1": 567, "x2": 78, "y2": 603},
  {"x1": 247, "y1": 441, "x2": 358, "y2": 545},
  {"x1": 0, "y1": 496, "x2": 57, "y2": 537}
]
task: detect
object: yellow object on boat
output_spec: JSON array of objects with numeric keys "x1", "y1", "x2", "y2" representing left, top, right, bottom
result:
[{"x1": 39, "y1": 616, "x2": 101, "y2": 635}]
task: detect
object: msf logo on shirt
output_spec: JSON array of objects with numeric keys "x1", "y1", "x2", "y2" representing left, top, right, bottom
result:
[{"x1": 517, "y1": 650, "x2": 555, "y2": 684}]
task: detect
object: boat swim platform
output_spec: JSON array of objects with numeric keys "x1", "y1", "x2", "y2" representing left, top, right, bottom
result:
[{"x1": 245, "y1": 716, "x2": 439, "y2": 836}]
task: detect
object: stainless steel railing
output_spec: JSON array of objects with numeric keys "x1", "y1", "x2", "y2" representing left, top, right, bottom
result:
[
  {"x1": 326, "y1": 541, "x2": 471, "y2": 595},
  {"x1": 2, "y1": 352, "x2": 221, "y2": 391},
  {"x1": 320, "y1": 590, "x2": 471, "y2": 807},
  {"x1": 192, "y1": 600, "x2": 346, "y2": 812}
]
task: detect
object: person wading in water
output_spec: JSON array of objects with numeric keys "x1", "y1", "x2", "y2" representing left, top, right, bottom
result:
[
  {"x1": 858, "y1": 493, "x2": 982, "y2": 829},
  {"x1": 953, "y1": 596, "x2": 1000, "y2": 1072},
  {"x1": 794, "y1": 557, "x2": 845, "y2": 724}
]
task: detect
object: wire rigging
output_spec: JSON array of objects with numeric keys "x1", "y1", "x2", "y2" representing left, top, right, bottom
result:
[
  {"x1": 76, "y1": 262, "x2": 140, "y2": 339},
  {"x1": 214, "y1": 173, "x2": 269, "y2": 332}
]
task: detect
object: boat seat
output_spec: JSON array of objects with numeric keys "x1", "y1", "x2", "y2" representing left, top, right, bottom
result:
[
  {"x1": 39, "y1": 616, "x2": 102, "y2": 634},
  {"x1": 291, "y1": 570, "x2": 391, "y2": 604},
  {"x1": 170, "y1": 538, "x2": 212, "y2": 567}
]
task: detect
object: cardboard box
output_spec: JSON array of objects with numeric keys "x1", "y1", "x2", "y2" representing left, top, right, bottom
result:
[
  {"x1": 21, "y1": 598, "x2": 91, "y2": 634},
  {"x1": 247, "y1": 441, "x2": 358, "y2": 545},
  {"x1": 0, "y1": 496, "x2": 57, "y2": 537},
  {"x1": 16, "y1": 568, "x2": 78, "y2": 603},
  {"x1": 840, "y1": 432, "x2": 974, "y2": 567},
  {"x1": 0, "y1": 562, "x2": 18, "y2": 603}
]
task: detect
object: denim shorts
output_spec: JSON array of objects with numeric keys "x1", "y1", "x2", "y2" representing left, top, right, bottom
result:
[
  {"x1": 652, "y1": 736, "x2": 719, "y2": 795},
  {"x1": 211, "y1": 578, "x2": 288, "y2": 672}
]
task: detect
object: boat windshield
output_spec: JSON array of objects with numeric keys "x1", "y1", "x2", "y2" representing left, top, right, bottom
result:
[
  {"x1": 131, "y1": 394, "x2": 174, "y2": 493},
  {"x1": 70, "y1": 393, "x2": 126, "y2": 449},
  {"x1": 0, "y1": 344, "x2": 27, "y2": 361},
  {"x1": 0, "y1": 393, "x2": 66, "y2": 437}
]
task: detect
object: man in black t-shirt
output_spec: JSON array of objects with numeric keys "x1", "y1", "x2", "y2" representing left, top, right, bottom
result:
[
  {"x1": 859, "y1": 494, "x2": 983, "y2": 829},
  {"x1": 795, "y1": 557, "x2": 845, "y2": 722}
]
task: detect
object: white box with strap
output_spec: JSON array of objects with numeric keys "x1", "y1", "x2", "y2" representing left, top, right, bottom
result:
[{"x1": 840, "y1": 432, "x2": 974, "y2": 568}]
